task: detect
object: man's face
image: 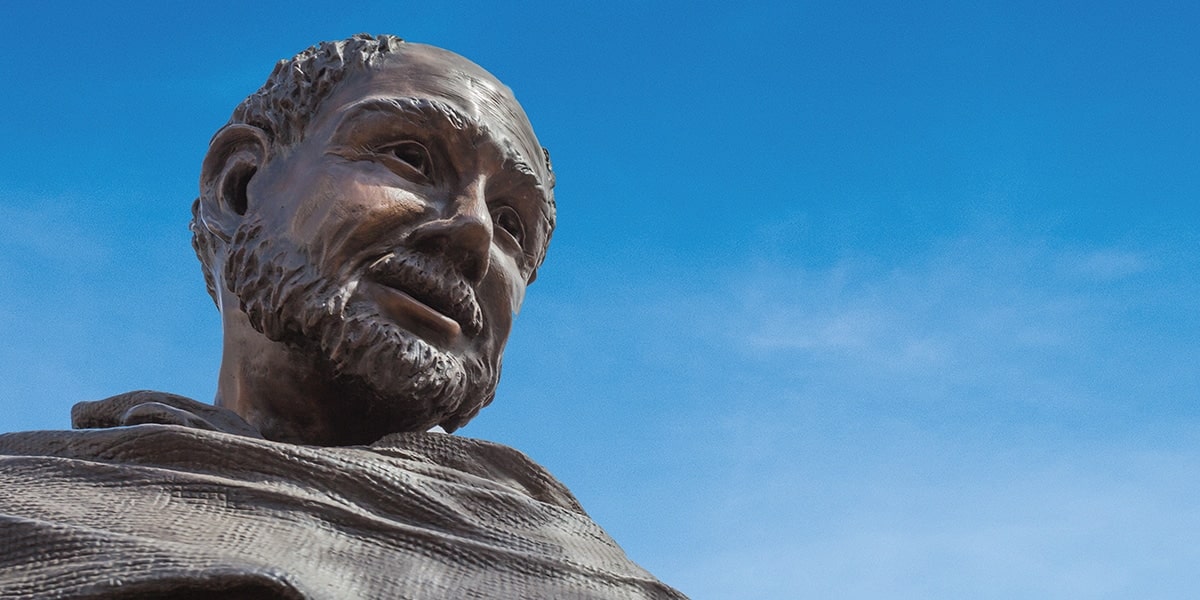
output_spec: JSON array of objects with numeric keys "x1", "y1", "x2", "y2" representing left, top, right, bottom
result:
[{"x1": 227, "y1": 45, "x2": 552, "y2": 435}]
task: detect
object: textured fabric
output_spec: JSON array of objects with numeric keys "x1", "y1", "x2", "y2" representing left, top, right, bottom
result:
[{"x1": 0, "y1": 423, "x2": 685, "y2": 599}]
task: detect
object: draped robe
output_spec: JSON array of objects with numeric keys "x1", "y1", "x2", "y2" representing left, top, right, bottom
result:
[{"x1": 0, "y1": 394, "x2": 684, "y2": 599}]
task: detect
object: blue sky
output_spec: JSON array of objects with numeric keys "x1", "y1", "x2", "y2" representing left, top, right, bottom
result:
[{"x1": 2, "y1": 2, "x2": 1198, "y2": 598}]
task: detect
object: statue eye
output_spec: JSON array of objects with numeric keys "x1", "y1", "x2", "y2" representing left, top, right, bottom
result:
[
  {"x1": 491, "y1": 205, "x2": 525, "y2": 248},
  {"x1": 377, "y1": 141, "x2": 433, "y2": 181}
]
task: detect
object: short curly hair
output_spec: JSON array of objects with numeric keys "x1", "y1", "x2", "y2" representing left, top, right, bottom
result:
[
  {"x1": 191, "y1": 34, "x2": 407, "y2": 302},
  {"x1": 190, "y1": 34, "x2": 555, "y2": 304},
  {"x1": 232, "y1": 33, "x2": 407, "y2": 150}
]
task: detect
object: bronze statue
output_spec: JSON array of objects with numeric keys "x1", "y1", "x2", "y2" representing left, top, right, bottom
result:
[{"x1": 0, "y1": 34, "x2": 685, "y2": 599}]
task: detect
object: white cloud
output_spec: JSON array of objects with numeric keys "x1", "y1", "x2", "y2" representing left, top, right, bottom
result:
[{"x1": 1059, "y1": 248, "x2": 1149, "y2": 281}]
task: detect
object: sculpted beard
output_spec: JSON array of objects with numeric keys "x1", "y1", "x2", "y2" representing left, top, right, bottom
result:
[{"x1": 221, "y1": 219, "x2": 496, "y2": 433}]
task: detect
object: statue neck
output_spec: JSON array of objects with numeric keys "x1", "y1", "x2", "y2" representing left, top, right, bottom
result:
[{"x1": 214, "y1": 307, "x2": 347, "y2": 445}]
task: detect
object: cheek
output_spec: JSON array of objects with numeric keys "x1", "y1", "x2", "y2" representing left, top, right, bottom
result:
[
  {"x1": 337, "y1": 169, "x2": 437, "y2": 249},
  {"x1": 289, "y1": 177, "x2": 339, "y2": 239},
  {"x1": 495, "y1": 251, "x2": 527, "y2": 316},
  {"x1": 296, "y1": 168, "x2": 433, "y2": 269},
  {"x1": 482, "y1": 251, "x2": 526, "y2": 331}
]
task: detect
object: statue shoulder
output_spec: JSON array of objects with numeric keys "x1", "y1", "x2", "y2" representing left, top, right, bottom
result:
[
  {"x1": 71, "y1": 390, "x2": 263, "y2": 438},
  {"x1": 373, "y1": 431, "x2": 586, "y2": 513}
]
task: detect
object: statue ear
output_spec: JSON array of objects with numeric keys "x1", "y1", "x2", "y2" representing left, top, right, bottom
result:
[{"x1": 198, "y1": 124, "x2": 269, "y2": 240}]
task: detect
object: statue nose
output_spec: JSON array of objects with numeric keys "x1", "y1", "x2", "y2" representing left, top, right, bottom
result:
[{"x1": 408, "y1": 181, "x2": 493, "y2": 285}]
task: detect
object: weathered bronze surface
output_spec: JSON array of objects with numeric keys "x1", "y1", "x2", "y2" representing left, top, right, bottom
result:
[{"x1": 0, "y1": 34, "x2": 685, "y2": 599}]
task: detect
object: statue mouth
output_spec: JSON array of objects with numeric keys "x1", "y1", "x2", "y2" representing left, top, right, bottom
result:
[{"x1": 363, "y1": 252, "x2": 483, "y2": 345}]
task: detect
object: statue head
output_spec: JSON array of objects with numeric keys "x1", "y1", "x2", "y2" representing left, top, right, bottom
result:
[{"x1": 191, "y1": 34, "x2": 555, "y2": 445}]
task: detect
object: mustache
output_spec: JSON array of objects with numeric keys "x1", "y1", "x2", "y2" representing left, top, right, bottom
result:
[{"x1": 363, "y1": 251, "x2": 484, "y2": 338}]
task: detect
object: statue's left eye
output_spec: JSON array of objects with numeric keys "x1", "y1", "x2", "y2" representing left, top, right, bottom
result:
[
  {"x1": 377, "y1": 141, "x2": 433, "y2": 181},
  {"x1": 491, "y1": 205, "x2": 525, "y2": 248}
]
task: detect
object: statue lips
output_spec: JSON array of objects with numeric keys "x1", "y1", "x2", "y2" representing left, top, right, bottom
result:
[{"x1": 363, "y1": 252, "x2": 484, "y2": 347}]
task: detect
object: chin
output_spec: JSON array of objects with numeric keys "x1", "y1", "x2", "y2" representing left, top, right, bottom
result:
[{"x1": 316, "y1": 301, "x2": 498, "y2": 435}]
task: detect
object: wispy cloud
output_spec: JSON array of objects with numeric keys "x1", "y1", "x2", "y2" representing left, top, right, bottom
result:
[
  {"x1": 698, "y1": 231, "x2": 1191, "y2": 409},
  {"x1": 1058, "y1": 248, "x2": 1149, "y2": 281}
]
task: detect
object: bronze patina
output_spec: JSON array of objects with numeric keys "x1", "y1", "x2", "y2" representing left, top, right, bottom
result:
[{"x1": 0, "y1": 34, "x2": 684, "y2": 599}]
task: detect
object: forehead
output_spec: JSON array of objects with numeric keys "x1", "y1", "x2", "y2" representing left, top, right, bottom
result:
[{"x1": 317, "y1": 44, "x2": 549, "y2": 186}]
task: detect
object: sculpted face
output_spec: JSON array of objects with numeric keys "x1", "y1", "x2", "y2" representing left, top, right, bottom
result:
[{"x1": 215, "y1": 43, "x2": 553, "y2": 442}]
